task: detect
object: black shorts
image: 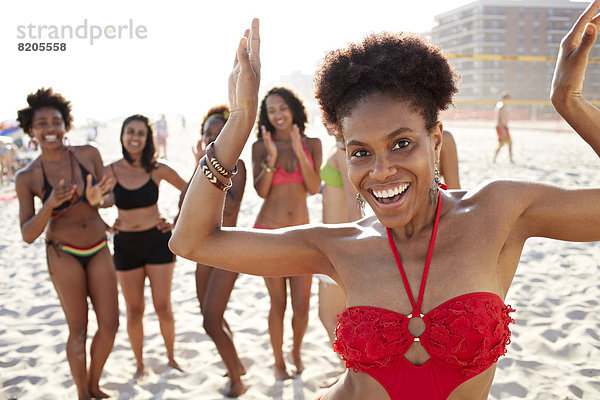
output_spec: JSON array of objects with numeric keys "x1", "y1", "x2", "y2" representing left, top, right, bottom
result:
[{"x1": 113, "y1": 227, "x2": 175, "y2": 271}]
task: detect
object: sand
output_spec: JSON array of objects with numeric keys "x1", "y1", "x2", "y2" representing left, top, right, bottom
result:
[{"x1": 0, "y1": 117, "x2": 599, "y2": 399}]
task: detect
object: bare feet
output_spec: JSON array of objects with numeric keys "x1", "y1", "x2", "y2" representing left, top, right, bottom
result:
[
  {"x1": 134, "y1": 364, "x2": 145, "y2": 380},
  {"x1": 168, "y1": 358, "x2": 184, "y2": 372},
  {"x1": 225, "y1": 380, "x2": 247, "y2": 398},
  {"x1": 290, "y1": 352, "x2": 304, "y2": 375},
  {"x1": 274, "y1": 365, "x2": 293, "y2": 381},
  {"x1": 89, "y1": 387, "x2": 110, "y2": 398},
  {"x1": 223, "y1": 362, "x2": 247, "y2": 377}
]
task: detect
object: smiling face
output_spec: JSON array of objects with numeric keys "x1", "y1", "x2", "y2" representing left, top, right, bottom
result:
[
  {"x1": 265, "y1": 94, "x2": 294, "y2": 134},
  {"x1": 30, "y1": 107, "x2": 66, "y2": 149},
  {"x1": 342, "y1": 93, "x2": 442, "y2": 228},
  {"x1": 121, "y1": 119, "x2": 149, "y2": 156}
]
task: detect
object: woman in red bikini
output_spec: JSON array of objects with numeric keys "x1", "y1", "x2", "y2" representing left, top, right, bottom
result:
[
  {"x1": 172, "y1": 6, "x2": 600, "y2": 399},
  {"x1": 15, "y1": 88, "x2": 118, "y2": 400},
  {"x1": 251, "y1": 86, "x2": 322, "y2": 379}
]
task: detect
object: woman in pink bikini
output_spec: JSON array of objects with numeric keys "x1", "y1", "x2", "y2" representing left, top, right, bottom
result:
[
  {"x1": 251, "y1": 86, "x2": 322, "y2": 379},
  {"x1": 172, "y1": 5, "x2": 600, "y2": 399}
]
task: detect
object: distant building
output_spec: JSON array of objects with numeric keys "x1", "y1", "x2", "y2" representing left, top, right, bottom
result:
[{"x1": 431, "y1": 0, "x2": 600, "y2": 119}]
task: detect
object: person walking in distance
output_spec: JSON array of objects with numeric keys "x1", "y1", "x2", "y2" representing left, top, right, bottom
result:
[{"x1": 493, "y1": 91, "x2": 513, "y2": 163}]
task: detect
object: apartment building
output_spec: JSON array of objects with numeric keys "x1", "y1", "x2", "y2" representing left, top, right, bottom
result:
[{"x1": 431, "y1": 0, "x2": 600, "y2": 117}]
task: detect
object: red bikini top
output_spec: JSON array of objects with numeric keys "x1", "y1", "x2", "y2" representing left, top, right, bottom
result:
[
  {"x1": 271, "y1": 141, "x2": 314, "y2": 186},
  {"x1": 333, "y1": 193, "x2": 515, "y2": 399}
]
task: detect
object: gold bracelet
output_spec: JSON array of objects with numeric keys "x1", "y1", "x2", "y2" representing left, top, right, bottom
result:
[
  {"x1": 199, "y1": 156, "x2": 232, "y2": 192},
  {"x1": 261, "y1": 159, "x2": 276, "y2": 173},
  {"x1": 205, "y1": 142, "x2": 237, "y2": 178}
]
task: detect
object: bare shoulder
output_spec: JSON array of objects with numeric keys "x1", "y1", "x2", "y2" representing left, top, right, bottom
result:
[
  {"x1": 154, "y1": 160, "x2": 179, "y2": 178},
  {"x1": 442, "y1": 130, "x2": 456, "y2": 145},
  {"x1": 252, "y1": 139, "x2": 265, "y2": 151},
  {"x1": 306, "y1": 136, "x2": 322, "y2": 148},
  {"x1": 251, "y1": 139, "x2": 266, "y2": 157},
  {"x1": 15, "y1": 157, "x2": 40, "y2": 182},
  {"x1": 71, "y1": 144, "x2": 100, "y2": 158},
  {"x1": 457, "y1": 179, "x2": 544, "y2": 215}
]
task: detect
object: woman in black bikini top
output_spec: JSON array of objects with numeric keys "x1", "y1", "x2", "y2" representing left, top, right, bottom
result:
[{"x1": 15, "y1": 87, "x2": 118, "y2": 400}]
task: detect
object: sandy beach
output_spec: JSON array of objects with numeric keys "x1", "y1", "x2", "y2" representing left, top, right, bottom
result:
[{"x1": 1, "y1": 117, "x2": 599, "y2": 400}]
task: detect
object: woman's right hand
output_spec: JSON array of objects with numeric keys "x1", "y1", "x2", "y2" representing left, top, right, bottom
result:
[
  {"x1": 46, "y1": 179, "x2": 76, "y2": 209},
  {"x1": 192, "y1": 140, "x2": 206, "y2": 166},
  {"x1": 228, "y1": 19, "x2": 261, "y2": 120},
  {"x1": 261, "y1": 125, "x2": 278, "y2": 160}
]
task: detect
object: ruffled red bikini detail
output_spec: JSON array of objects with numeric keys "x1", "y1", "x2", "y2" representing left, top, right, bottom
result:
[{"x1": 332, "y1": 192, "x2": 515, "y2": 399}]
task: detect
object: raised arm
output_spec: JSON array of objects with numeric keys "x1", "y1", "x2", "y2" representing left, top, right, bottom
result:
[
  {"x1": 508, "y1": 1, "x2": 600, "y2": 244},
  {"x1": 170, "y1": 20, "x2": 334, "y2": 277},
  {"x1": 551, "y1": 0, "x2": 600, "y2": 156}
]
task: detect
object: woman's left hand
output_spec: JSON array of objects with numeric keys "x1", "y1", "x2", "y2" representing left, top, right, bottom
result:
[
  {"x1": 228, "y1": 19, "x2": 260, "y2": 119},
  {"x1": 86, "y1": 174, "x2": 113, "y2": 207},
  {"x1": 290, "y1": 124, "x2": 304, "y2": 158},
  {"x1": 156, "y1": 216, "x2": 174, "y2": 233},
  {"x1": 551, "y1": 0, "x2": 600, "y2": 108}
]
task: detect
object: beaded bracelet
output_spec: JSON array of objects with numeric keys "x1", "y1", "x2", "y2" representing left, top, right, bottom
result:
[
  {"x1": 205, "y1": 142, "x2": 237, "y2": 178},
  {"x1": 199, "y1": 156, "x2": 232, "y2": 192},
  {"x1": 260, "y1": 159, "x2": 277, "y2": 173}
]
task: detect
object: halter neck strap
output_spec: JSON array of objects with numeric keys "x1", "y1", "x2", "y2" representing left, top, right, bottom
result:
[{"x1": 386, "y1": 191, "x2": 442, "y2": 315}]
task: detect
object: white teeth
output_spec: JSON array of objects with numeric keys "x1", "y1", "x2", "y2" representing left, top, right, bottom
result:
[
  {"x1": 373, "y1": 183, "x2": 409, "y2": 199},
  {"x1": 44, "y1": 135, "x2": 58, "y2": 142}
]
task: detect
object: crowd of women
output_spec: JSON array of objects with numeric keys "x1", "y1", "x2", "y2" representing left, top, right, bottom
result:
[{"x1": 14, "y1": 1, "x2": 600, "y2": 398}]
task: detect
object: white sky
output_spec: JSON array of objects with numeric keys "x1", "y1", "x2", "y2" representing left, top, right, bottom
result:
[{"x1": 0, "y1": 0, "x2": 585, "y2": 123}]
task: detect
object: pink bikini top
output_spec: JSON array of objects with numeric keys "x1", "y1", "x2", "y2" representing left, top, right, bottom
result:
[
  {"x1": 271, "y1": 141, "x2": 314, "y2": 186},
  {"x1": 333, "y1": 193, "x2": 515, "y2": 399}
]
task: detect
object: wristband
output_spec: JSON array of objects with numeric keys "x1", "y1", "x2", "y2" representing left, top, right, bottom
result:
[
  {"x1": 261, "y1": 159, "x2": 276, "y2": 173},
  {"x1": 200, "y1": 156, "x2": 232, "y2": 192},
  {"x1": 205, "y1": 142, "x2": 238, "y2": 178}
]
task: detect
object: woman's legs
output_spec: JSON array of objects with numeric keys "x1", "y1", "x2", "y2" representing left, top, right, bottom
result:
[
  {"x1": 197, "y1": 264, "x2": 234, "y2": 337},
  {"x1": 195, "y1": 263, "x2": 212, "y2": 314},
  {"x1": 203, "y1": 268, "x2": 246, "y2": 396},
  {"x1": 117, "y1": 267, "x2": 147, "y2": 377},
  {"x1": 86, "y1": 247, "x2": 119, "y2": 398},
  {"x1": 264, "y1": 276, "x2": 292, "y2": 380},
  {"x1": 289, "y1": 275, "x2": 312, "y2": 375},
  {"x1": 47, "y1": 249, "x2": 91, "y2": 400},
  {"x1": 146, "y1": 262, "x2": 181, "y2": 370}
]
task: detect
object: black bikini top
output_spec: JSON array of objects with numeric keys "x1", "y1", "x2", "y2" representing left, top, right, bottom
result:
[
  {"x1": 41, "y1": 149, "x2": 96, "y2": 218},
  {"x1": 111, "y1": 165, "x2": 159, "y2": 210}
]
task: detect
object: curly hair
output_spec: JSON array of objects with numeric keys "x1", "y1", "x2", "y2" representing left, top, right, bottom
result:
[
  {"x1": 256, "y1": 87, "x2": 308, "y2": 138},
  {"x1": 201, "y1": 104, "x2": 230, "y2": 135},
  {"x1": 17, "y1": 87, "x2": 73, "y2": 135},
  {"x1": 314, "y1": 32, "x2": 459, "y2": 136},
  {"x1": 120, "y1": 114, "x2": 158, "y2": 172}
]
